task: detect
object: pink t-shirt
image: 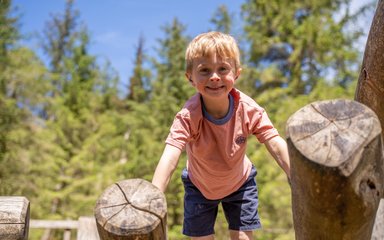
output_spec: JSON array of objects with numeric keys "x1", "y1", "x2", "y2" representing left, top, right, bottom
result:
[{"x1": 166, "y1": 88, "x2": 279, "y2": 200}]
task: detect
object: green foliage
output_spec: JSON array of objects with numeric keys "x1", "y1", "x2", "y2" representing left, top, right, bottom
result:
[
  {"x1": 247, "y1": 79, "x2": 357, "y2": 239},
  {"x1": 150, "y1": 18, "x2": 194, "y2": 238},
  {"x1": 0, "y1": 0, "x2": 373, "y2": 239},
  {"x1": 210, "y1": 5, "x2": 233, "y2": 34},
  {"x1": 128, "y1": 35, "x2": 151, "y2": 102},
  {"x1": 0, "y1": 0, "x2": 19, "y2": 71},
  {"x1": 152, "y1": 18, "x2": 195, "y2": 134},
  {"x1": 42, "y1": 0, "x2": 78, "y2": 73},
  {"x1": 241, "y1": 0, "x2": 366, "y2": 97}
]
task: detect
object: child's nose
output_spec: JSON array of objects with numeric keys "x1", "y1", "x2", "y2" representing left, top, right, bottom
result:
[{"x1": 210, "y1": 72, "x2": 220, "y2": 81}]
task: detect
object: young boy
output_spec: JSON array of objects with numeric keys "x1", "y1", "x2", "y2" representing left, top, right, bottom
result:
[{"x1": 152, "y1": 31, "x2": 290, "y2": 240}]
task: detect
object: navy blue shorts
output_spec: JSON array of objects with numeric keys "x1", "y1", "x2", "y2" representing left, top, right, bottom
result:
[{"x1": 181, "y1": 166, "x2": 261, "y2": 237}]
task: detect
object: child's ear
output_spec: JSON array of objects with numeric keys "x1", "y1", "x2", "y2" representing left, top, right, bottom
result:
[
  {"x1": 185, "y1": 72, "x2": 190, "y2": 81},
  {"x1": 235, "y1": 68, "x2": 242, "y2": 80},
  {"x1": 185, "y1": 73, "x2": 195, "y2": 86}
]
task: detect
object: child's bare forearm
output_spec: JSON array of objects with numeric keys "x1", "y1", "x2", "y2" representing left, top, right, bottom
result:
[
  {"x1": 152, "y1": 144, "x2": 182, "y2": 192},
  {"x1": 264, "y1": 136, "x2": 291, "y2": 179}
]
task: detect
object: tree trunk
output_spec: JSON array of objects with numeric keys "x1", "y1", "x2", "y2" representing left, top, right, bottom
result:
[
  {"x1": 355, "y1": 0, "x2": 384, "y2": 135},
  {"x1": 286, "y1": 99, "x2": 384, "y2": 239},
  {"x1": 94, "y1": 179, "x2": 167, "y2": 240},
  {"x1": 0, "y1": 196, "x2": 30, "y2": 240},
  {"x1": 354, "y1": 1, "x2": 384, "y2": 239}
]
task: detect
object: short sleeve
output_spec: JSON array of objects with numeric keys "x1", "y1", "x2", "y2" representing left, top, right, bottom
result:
[
  {"x1": 252, "y1": 109, "x2": 279, "y2": 143},
  {"x1": 165, "y1": 113, "x2": 192, "y2": 150}
]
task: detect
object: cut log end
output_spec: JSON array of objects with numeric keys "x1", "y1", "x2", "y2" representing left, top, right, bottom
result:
[
  {"x1": 94, "y1": 179, "x2": 167, "y2": 240},
  {"x1": 287, "y1": 99, "x2": 381, "y2": 174},
  {"x1": 287, "y1": 99, "x2": 384, "y2": 240}
]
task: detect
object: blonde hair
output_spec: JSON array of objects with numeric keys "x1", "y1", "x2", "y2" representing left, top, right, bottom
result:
[{"x1": 185, "y1": 31, "x2": 241, "y2": 73}]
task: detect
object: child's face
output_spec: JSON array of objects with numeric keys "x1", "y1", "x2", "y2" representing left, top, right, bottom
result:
[{"x1": 186, "y1": 54, "x2": 241, "y2": 101}]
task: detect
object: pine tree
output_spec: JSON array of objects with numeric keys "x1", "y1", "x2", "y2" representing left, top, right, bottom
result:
[
  {"x1": 149, "y1": 18, "x2": 193, "y2": 238},
  {"x1": 241, "y1": 0, "x2": 369, "y2": 98},
  {"x1": 0, "y1": 0, "x2": 19, "y2": 162},
  {"x1": 35, "y1": 0, "x2": 121, "y2": 231},
  {"x1": 210, "y1": 5, "x2": 233, "y2": 34},
  {"x1": 238, "y1": 1, "x2": 374, "y2": 238},
  {"x1": 0, "y1": 0, "x2": 18, "y2": 88},
  {"x1": 38, "y1": 0, "x2": 80, "y2": 224},
  {"x1": 43, "y1": 0, "x2": 77, "y2": 73},
  {"x1": 127, "y1": 34, "x2": 151, "y2": 102},
  {"x1": 152, "y1": 18, "x2": 194, "y2": 129},
  {"x1": 0, "y1": 0, "x2": 49, "y2": 198}
]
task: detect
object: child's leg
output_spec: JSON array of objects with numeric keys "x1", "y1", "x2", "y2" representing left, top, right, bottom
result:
[
  {"x1": 181, "y1": 168, "x2": 219, "y2": 237},
  {"x1": 222, "y1": 166, "x2": 261, "y2": 235},
  {"x1": 229, "y1": 230, "x2": 253, "y2": 240},
  {"x1": 191, "y1": 235, "x2": 215, "y2": 240}
]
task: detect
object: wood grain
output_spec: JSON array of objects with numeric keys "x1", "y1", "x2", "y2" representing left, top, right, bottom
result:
[
  {"x1": 287, "y1": 99, "x2": 384, "y2": 240},
  {"x1": 94, "y1": 179, "x2": 167, "y2": 240},
  {"x1": 0, "y1": 196, "x2": 30, "y2": 240}
]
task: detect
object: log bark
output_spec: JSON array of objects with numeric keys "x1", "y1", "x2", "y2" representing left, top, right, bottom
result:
[
  {"x1": 354, "y1": 1, "x2": 384, "y2": 239},
  {"x1": 0, "y1": 196, "x2": 30, "y2": 240},
  {"x1": 355, "y1": 0, "x2": 384, "y2": 135},
  {"x1": 286, "y1": 99, "x2": 384, "y2": 240},
  {"x1": 94, "y1": 179, "x2": 167, "y2": 240}
]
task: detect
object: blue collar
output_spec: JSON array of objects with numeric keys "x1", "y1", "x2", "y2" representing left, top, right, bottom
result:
[{"x1": 202, "y1": 94, "x2": 234, "y2": 125}]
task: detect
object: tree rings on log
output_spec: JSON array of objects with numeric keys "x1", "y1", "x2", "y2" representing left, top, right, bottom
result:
[
  {"x1": 287, "y1": 99, "x2": 381, "y2": 175},
  {"x1": 94, "y1": 179, "x2": 167, "y2": 240},
  {"x1": 286, "y1": 99, "x2": 384, "y2": 240}
]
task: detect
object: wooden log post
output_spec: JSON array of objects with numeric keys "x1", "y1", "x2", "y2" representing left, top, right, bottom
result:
[
  {"x1": 0, "y1": 196, "x2": 30, "y2": 240},
  {"x1": 355, "y1": 0, "x2": 384, "y2": 136},
  {"x1": 354, "y1": 1, "x2": 384, "y2": 239},
  {"x1": 286, "y1": 99, "x2": 384, "y2": 239},
  {"x1": 94, "y1": 179, "x2": 167, "y2": 240},
  {"x1": 77, "y1": 216, "x2": 100, "y2": 240}
]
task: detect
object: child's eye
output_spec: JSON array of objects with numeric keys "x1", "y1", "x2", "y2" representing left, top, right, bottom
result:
[
  {"x1": 219, "y1": 67, "x2": 230, "y2": 73},
  {"x1": 199, "y1": 68, "x2": 210, "y2": 75}
]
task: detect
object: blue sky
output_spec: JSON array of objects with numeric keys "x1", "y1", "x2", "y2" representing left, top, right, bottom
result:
[
  {"x1": 12, "y1": 0, "x2": 244, "y2": 87},
  {"x1": 12, "y1": 0, "x2": 373, "y2": 89}
]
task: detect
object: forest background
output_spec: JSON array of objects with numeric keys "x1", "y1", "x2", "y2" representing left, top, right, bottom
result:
[{"x1": 0, "y1": 0, "x2": 377, "y2": 239}]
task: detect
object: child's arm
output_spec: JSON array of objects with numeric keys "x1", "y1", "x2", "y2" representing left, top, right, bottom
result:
[
  {"x1": 152, "y1": 144, "x2": 182, "y2": 192},
  {"x1": 264, "y1": 136, "x2": 291, "y2": 179}
]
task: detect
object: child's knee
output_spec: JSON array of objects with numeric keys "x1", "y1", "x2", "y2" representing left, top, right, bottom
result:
[{"x1": 229, "y1": 230, "x2": 253, "y2": 240}]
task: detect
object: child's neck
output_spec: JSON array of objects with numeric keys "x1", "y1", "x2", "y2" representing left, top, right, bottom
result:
[{"x1": 202, "y1": 95, "x2": 230, "y2": 119}]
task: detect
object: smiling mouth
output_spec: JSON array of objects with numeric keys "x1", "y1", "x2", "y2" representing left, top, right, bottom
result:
[{"x1": 206, "y1": 86, "x2": 225, "y2": 90}]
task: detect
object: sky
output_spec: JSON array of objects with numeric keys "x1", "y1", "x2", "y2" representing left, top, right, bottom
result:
[
  {"x1": 12, "y1": 0, "x2": 374, "y2": 90},
  {"x1": 12, "y1": 0, "x2": 244, "y2": 88}
]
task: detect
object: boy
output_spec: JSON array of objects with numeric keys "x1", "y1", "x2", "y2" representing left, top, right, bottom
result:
[{"x1": 152, "y1": 31, "x2": 290, "y2": 240}]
